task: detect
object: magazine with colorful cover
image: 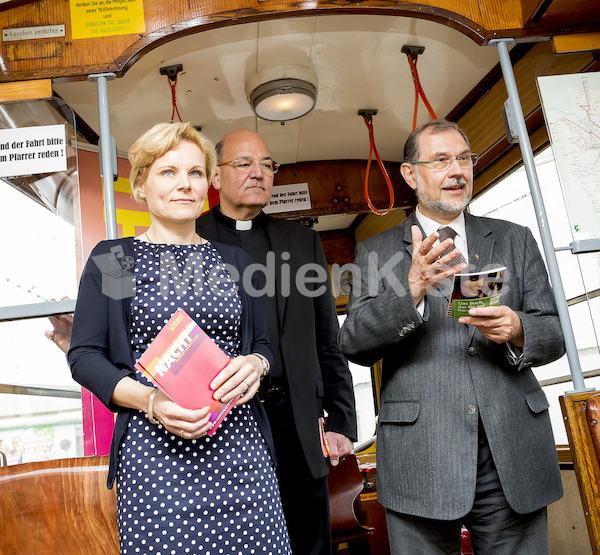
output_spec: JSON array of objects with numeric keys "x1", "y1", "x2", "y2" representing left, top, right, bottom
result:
[
  {"x1": 134, "y1": 308, "x2": 235, "y2": 436},
  {"x1": 446, "y1": 266, "x2": 507, "y2": 318}
]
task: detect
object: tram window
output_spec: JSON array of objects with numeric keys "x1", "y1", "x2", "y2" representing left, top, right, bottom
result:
[
  {"x1": 337, "y1": 314, "x2": 377, "y2": 448},
  {"x1": 0, "y1": 181, "x2": 77, "y2": 306},
  {"x1": 0, "y1": 315, "x2": 84, "y2": 464},
  {"x1": 469, "y1": 146, "x2": 600, "y2": 444},
  {"x1": 0, "y1": 180, "x2": 80, "y2": 465},
  {"x1": 0, "y1": 383, "x2": 83, "y2": 464}
]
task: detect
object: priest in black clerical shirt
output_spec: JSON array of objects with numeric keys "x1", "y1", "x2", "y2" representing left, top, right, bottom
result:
[
  {"x1": 196, "y1": 129, "x2": 357, "y2": 555},
  {"x1": 205, "y1": 208, "x2": 286, "y2": 391}
]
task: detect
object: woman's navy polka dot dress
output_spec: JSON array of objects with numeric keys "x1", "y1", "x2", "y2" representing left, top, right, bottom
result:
[{"x1": 117, "y1": 240, "x2": 291, "y2": 554}]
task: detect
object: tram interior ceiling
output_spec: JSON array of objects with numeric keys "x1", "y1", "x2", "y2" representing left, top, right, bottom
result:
[{"x1": 0, "y1": 1, "x2": 596, "y2": 256}]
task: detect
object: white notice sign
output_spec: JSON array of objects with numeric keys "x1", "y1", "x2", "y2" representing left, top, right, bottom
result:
[
  {"x1": 0, "y1": 124, "x2": 67, "y2": 177},
  {"x1": 3, "y1": 25, "x2": 66, "y2": 41},
  {"x1": 263, "y1": 183, "x2": 312, "y2": 214}
]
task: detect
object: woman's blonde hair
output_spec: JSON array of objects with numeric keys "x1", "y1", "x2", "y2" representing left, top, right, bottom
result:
[{"x1": 128, "y1": 122, "x2": 217, "y2": 203}]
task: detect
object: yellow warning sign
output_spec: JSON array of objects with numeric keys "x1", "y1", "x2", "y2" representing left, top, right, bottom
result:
[{"x1": 70, "y1": 0, "x2": 145, "y2": 40}]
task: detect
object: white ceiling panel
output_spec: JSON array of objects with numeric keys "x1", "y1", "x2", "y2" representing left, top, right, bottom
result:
[{"x1": 54, "y1": 14, "x2": 500, "y2": 166}]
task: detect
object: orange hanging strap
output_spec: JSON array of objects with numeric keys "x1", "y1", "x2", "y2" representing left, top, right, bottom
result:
[
  {"x1": 362, "y1": 113, "x2": 395, "y2": 216},
  {"x1": 406, "y1": 53, "x2": 437, "y2": 129},
  {"x1": 411, "y1": 63, "x2": 420, "y2": 130},
  {"x1": 168, "y1": 74, "x2": 183, "y2": 123}
]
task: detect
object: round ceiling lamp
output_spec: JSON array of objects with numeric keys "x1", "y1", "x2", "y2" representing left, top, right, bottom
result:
[{"x1": 246, "y1": 66, "x2": 318, "y2": 122}]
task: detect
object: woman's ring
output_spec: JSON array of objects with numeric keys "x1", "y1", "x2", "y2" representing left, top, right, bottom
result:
[
  {"x1": 242, "y1": 379, "x2": 250, "y2": 392},
  {"x1": 181, "y1": 429, "x2": 185, "y2": 439},
  {"x1": 434, "y1": 259, "x2": 443, "y2": 272}
]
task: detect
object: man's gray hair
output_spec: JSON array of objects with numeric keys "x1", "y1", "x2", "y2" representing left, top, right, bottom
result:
[
  {"x1": 215, "y1": 139, "x2": 224, "y2": 164},
  {"x1": 403, "y1": 119, "x2": 470, "y2": 162}
]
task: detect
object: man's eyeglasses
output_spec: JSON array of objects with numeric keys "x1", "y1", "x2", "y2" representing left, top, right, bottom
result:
[
  {"x1": 406, "y1": 153, "x2": 478, "y2": 172},
  {"x1": 218, "y1": 157, "x2": 279, "y2": 175}
]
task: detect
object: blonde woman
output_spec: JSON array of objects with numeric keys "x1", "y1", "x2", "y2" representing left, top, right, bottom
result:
[{"x1": 69, "y1": 122, "x2": 291, "y2": 554}]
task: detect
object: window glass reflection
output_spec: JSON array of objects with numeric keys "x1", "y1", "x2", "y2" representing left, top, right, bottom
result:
[
  {"x1": 0, "y1": 391, "x2": 83, "y2": 465},
  {"x1": 0, "y1": 181, "x2": 76, "y2": 307},
  {"x1": 338, "y1": 314, "x2": 377, "y2": 448}
]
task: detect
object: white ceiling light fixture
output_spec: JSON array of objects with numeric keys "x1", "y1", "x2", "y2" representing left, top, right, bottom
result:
[{"x1": 246, "y1": 65, "x2": 318, "y2": 122}]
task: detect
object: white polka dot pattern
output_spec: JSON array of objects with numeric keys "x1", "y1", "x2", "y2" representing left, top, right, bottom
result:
[
  {"x1": 116, "y1": 240, "x2": 291, "y2": 554},
  {"x1": 130, "y1": 241, "x2": 241, "y2": 358}
]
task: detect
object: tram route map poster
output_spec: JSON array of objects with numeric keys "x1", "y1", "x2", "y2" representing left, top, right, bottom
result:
[{"x1": 538, "y1": 71, "x2": 600, "y2": 235}]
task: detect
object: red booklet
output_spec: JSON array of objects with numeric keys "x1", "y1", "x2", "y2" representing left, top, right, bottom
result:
[{"x1": 134, "y1": 308, "x2": 235, "y2": 436}]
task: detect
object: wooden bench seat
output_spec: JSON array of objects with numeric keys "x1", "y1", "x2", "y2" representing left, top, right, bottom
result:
[
  {"x1": 560, "y1": 392, "x2": 600, "y2": 554},
  {"x1": 0, "y1": 455, "x2": 119, "y2": 554}
]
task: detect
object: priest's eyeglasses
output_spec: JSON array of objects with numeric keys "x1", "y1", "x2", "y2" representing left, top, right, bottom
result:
[
  {"x1": 407, "y1": 153, "x2": 478, "y2": 172},
  {"x1": 218, "y1": 157, "x2": 279, "y2": 175}
]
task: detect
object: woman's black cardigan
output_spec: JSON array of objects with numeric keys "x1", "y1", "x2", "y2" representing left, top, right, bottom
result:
[{"x1": 67, "y1": 237, "x2": 275, "y2": 488}]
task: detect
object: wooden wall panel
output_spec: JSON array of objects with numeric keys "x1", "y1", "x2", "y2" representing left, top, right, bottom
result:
[
  {"x1": 472, "y1": 125, "x2": 548, "y2": 197},
  {"x1": 355, "y1": 207, "x2": 410, "y2": 243},
  {"x1": 456, "y1": 40, "x2": 551, "y2": 163},
  {"x1": 553, "y1": 33, "x2": 600, "y2": 55},
  {"x1": 521, "y1": 0, "x2": 544, "y2": 25},
  {"x1": 0, "y1": 78, "x2": 52, "y2": 102},
  {"x1": 320, "y1": 230, "x2": 356, "y2": 266},
  {"x1": 273, "y1": 160, "x2": 413, "y2": 220},
  {"x1": 469, "y1": 0, "x2": 523, "y2": 29},
  {"x1": 0, "y1": 0, "x2": 532, "y2": 84},
  {"x1": 0, "y1": 0, "x2": 596, "y2": 84},
  {"x1": 537, "y1": 0, "x2": 600, "y2": 27}
]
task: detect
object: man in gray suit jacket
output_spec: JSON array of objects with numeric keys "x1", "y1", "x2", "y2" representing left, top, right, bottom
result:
[{"x1": 339, "y1": 119, "x2": 565, "y2": 554}]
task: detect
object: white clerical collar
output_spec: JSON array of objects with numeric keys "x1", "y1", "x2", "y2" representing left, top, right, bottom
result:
[{"x1": 235, "y1": 219, "x2": 253, "y2": 231}]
